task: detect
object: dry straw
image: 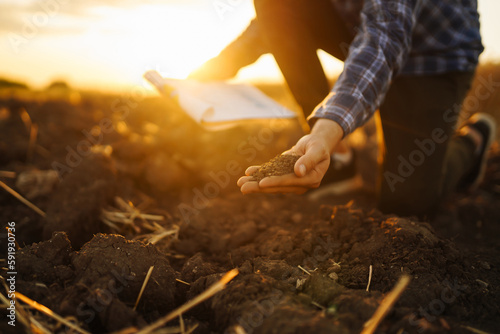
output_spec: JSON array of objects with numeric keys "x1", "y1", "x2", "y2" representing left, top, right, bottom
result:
[
  {"x1": 361, "y1": 275, "x2": 411, "y2": 334},
  {"x1": 15, "y1": 292, "x2": 90, "y2": 334},
  {"x1": 134, "y1": 266, "x2": 155, "y2": 311},
  {"x1": 366, "y1": 265, "x2": 373, "y2": 292},
  {"x1": 136, "y1": 269, "x2": 239, "y2": 334},
  {"x1": 0, "y1": 180, "x2": 46, "y2": 217}
]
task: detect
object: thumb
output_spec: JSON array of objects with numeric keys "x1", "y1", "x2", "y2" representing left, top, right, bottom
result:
[{"x1": 294, "y1": 142, "x2": 329, "y2": 177}]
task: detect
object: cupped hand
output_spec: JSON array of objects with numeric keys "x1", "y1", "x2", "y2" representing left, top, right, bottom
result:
[{"x1": 237, "y1": 119, "x2": 344, "y2": 194}]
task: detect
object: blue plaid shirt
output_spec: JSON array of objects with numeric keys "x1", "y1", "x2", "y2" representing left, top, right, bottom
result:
[
  {"x1": 311, "y1": 0, "x2": 483, "y2": 135},
  {"x1": 222, "y1": 0, "x2": 483, "y2": 136}
]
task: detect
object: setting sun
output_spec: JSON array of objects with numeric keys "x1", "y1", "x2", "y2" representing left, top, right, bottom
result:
[
  {"x1": 79, "y1": 4, "x2": 254, "y2": 81},
  {"x1": 2, "y1": 1, "x2": 259, "y2": 90}
]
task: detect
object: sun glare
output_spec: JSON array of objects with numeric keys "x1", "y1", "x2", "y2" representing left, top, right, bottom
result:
[
  {"x1": 1, "y1": 1, "x2": 498, "y2": 91},
  {"x1": 75, "y1": 3, "x2": 258, "y2": 89},
  {"x1": 1, "y1": 2, "x2": 258, "y2": 91}
]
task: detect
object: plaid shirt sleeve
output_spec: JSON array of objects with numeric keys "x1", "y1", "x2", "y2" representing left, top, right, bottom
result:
[{"x1": 308, "y1": 0, "x2": 422, "y2": 136}]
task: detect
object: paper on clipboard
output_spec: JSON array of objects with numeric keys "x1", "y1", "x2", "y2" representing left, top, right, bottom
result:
[{"x1": 144, "y1": 70, "x2": 297, "y2": 125}]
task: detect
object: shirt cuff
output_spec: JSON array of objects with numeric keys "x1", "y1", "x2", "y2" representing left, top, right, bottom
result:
[{"x1": 307, "y1": 92, "x2": 365, "y2": 137}]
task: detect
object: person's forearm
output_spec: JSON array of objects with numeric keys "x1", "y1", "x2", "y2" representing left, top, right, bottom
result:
[
  {"x1": 189, "y1": 19, "x2": 268, "y2": 81},
  {"x1": 310, "y1": 118, "x2": 344, "y2": 155},
  {"x1": 217, "y1": 19, "x2": 268, "y2": 71},
  {"x1": 308, "y1": 0, "x2": 421, "y2": 137}
]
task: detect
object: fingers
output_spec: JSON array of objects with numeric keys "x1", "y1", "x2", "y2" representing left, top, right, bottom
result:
[
  {"x1": 244, "y1": 166, "x2": 259, "y2": 176},
  {"x1": 240, "y1": 181, "x2": 308, "y2": 195},
  {"x1": 241, "y1": 164, "x2": 317, "y2": 189},
  {"x1": 239, "y1": 180, "x2": 260, "y2": 193},
  {"x1": 238, "y1": 174, "x2": 312, "y2": 194},
  {"x1": 295, "y1": 162, "x2": 307, "y2": 177},
  {"x1": 237, "y1": 175, "x2": 254, "y2": 187},
  {"x1": 258, "y1": 173, "x2": 321, "y2": 188},
  {"x1": 237, "y1": 166, "x2": 259, "y2": 187}
]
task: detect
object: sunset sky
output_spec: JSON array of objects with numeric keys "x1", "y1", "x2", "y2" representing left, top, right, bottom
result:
[{"x1": 1, "y1": 0, "x2": 499, "y2": 92}]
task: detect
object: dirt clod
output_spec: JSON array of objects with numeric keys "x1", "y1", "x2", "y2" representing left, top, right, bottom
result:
[
  {"x1": 72, "y1": 234, "x2": 177, "y2": 318},
  {"x1": 43, "y1": 152, "x2": 117, "y2": 249}
]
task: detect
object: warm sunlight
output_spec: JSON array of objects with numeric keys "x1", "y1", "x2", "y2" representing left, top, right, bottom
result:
[
  {"x1": 1, "y1": 2, "x2": 500, "y2": 333},
  {"x1": 0, "y1": 0, "x2": 499, "y2": 91},
  {"x1": 2, "y1": 1, "x2": 260, "y2": 90},
  {"x1": 83, "y1": 5, "x2": 248, "y2": 81}
]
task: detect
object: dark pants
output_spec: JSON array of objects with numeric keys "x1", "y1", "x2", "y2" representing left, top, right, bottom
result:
[{"x1": 254, "y1": 0, "x2": 476, "y2": 216}]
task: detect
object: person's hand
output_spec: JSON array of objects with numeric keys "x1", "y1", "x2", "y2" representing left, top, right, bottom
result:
[
  {"x1": 187, "y1": 57, "x2": 238, "y2": 82},
  {"x1": 237, "y1": 119, "x2": 344, "y2": 194}
]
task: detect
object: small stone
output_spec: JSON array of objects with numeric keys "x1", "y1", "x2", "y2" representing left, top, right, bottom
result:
[
  {"x1": 328, "y1": 272, "x2": 339, "y2": 281},
  {"x1": 480, "y1": 261, "x2": 491, "y2": 270},
  {"x1": 326, "y1": 304, "x2": 338, "y2": 316},
  {"x1": 326, "y1": 261, "x2": 341, "y2": 273},
  {"x1": 296, "y1": 278, "x2": 308, "y2": 289}
]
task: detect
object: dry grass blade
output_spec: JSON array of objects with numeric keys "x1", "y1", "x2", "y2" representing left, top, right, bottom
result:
[
  {"x1": 183, "y1": 323, "x2": 199, "y2": 334},
  {"x1": 134, "y1": 266, "x2": 155, "y2": 311},
  {"x1": 101, "y1": 216, "x2": 122, "y2": 232},
  {"x1": 0, "y1": 171, "x2": 16, "y2": 178},
  {"x1": 137, "y1": 269, "x2": 239, "y2": 334},
  {"x1": 461, "y1": 325, "x2": 491, "y2": 334},
  {"x1": 141, "y1": 220, "x2": 163, "y2": 232},
  {"x1": 30, "y1": 316, "x2": 52, "y2": 334},
  {"x1": 0, "y1": 180, "x2": 46, "y2": 218},
  {"x1": 111, "y1": 327, "x2": 140, "y2": 334},
  {"x1": 101, "y1": 197, "x2": 167, "y2": 235},
  {"x1": 0, "y1": 292, "x2": 9, "y2": 306},
  {"x1": 179, "y1": 314, "x2": 185, "y2": 334},
  {"x1": 366, "y1": 265, "x2": 373, "y2": 292},
  {"x1": 115, "y1": 197, "x2": 147, "y2": 224},
  {"x1": 175, "y1": 279, "x2": 190, "y2": 286},
  {"x1": 116, "y1": 196, "x2": 135, "y2": 212},
  {"x1": 145, "y1": 228, "x2": 179, "y2": 245},
  {"x1": 27, "y1": 123, "x2": 38, "y2": 162},
  {"x1": 311, "y1": 301, "x2": 325, "y2": 310},
  {"x1": 19, "y1": 108, "x2": 32, "y2": 133},
  {"x1": 233, "y1": 325, "x2": 248, "y2": 334},
  {"x1": 138, "y1": 213, "x2": 165, "y2": 221},
  {"x1": 100, "y1": 209, "x2": 141, "y2": 233},
  {"x1": 361, "y1": 275, "x2": 411, "y2": 334},
  {"x1": 0, "y1": 290, "x2": 30, "y2": 329},
  {"x1": 15, "y1": 292, "x2": 90, "y2": 334},
  {"x1": 298, "y1": 265, "x2": 311, "y2": 275}
]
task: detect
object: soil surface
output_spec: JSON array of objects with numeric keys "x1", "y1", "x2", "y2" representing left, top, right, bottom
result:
[
  {"x1": 251, "y1": 154, "x2": 300, "y2": 181},
  {"x1": 0, "y1": 89, "x2": 499, "y2": 334}
]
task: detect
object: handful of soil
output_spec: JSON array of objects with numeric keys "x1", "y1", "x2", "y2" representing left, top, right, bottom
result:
[{"x1": 251, "y1": 154, "x2": 300, "y2": 181}]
